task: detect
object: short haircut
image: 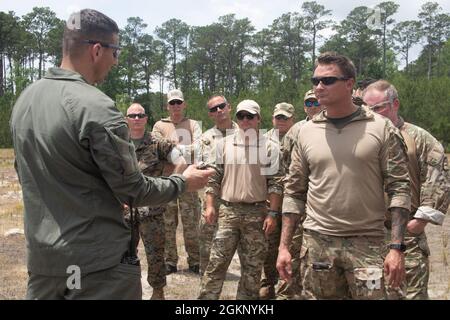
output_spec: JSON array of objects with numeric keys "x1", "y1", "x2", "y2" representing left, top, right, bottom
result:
[
  {"x1": 63, "y1": 9, "x2": 119, "y2": 58},
  {"x1": 206, "y1": 95, "x2": 228, "y2": 108},
  {"x1": 363, "y1": 80, "x2": 399, "y2": 101},
  {"x1": 315, "y1": 51, "x2": 357, "y2": 80}
]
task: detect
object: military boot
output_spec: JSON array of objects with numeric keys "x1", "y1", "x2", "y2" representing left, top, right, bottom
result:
[
  {"x1": 151, "y1": 288, "x2": 165, "y2": 300},
  {"x1": 259, "y1": 285, "x2": 275, "y2": 300}
]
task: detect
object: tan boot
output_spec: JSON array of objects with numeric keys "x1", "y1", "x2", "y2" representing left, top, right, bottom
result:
[
  {"x1": 150, "y1": 288, "x2": 165, "y2": 300},
  {"x1": 259, "y1": 285, "x2": 275, "y2": 300}
]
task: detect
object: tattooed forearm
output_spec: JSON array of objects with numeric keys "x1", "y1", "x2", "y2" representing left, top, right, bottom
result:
[
  {"x1": 279, "y1": 213, "x2": 300, "y2": 249},
  {"x1": 390, "y1": 207, "x2": 409, "y2": 243}
]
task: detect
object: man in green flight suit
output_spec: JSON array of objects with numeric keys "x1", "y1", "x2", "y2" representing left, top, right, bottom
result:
[{"x1": 10, "y1": 9, "x2": 213, "y2": 300}]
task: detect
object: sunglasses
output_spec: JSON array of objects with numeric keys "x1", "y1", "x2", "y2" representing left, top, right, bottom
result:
[
  {"x1": 365, "y1": 100, "x2": 392, "y2": 112},
  {"x1": 304, "y1": 100, "x2": 320, "y2": 107},
  {"x1": 127, "y1": 113, "x2": 147, "y2": 119},
  {"x1": 208, "y1": 102, "x2": 227, "y2": 113},
  {"x1": 169, "y1": 100, "x2": 183, "y2": 106},
  {"x1": 311, "y1": 76, "x2": 349, "y2": 86},
  {"x1": 83, "y1": 39, "x2": 122, "y2": 59},
  {"x1": 274, "y1": 114, "x2": 290, "y2": 120},
  {"x1": 236, "y1": 112, "x2": 256, "y2": 120}
]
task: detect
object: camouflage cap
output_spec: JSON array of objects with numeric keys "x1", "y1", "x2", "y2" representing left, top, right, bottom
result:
[
  {"x1": 273, "y1": 102, "x2": 295, "y2": 118},
  {"x1": 304, "y1": 89, "x2": 317, "y2": 102},
  {"x1": 236, "y1": 99, "x2": 260, "y2": 116},
  {"x1": 167, "y1": 89, "x2": 184, "y2": 103}
]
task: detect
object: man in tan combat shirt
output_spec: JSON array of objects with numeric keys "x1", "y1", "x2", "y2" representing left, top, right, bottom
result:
[
  {"x1": 277, "y1": 52, "x2": 411, "y2": 300},
  {"x1": 198, "y1": 100, "x2": 283, "y2": 300},
  {"x1": 152, "y1": 89, "x2": 203, "y2": 274}
]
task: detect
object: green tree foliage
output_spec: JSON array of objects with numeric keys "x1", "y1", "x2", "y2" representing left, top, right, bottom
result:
[
  {"x1": 392, "y1": 20, "x2": 422, "y2": 74},
  {"x1": 300, "y1": 1, "x2": 334, "y2": 70},
  {"x1": 1, "y1": 2, "x2": 449, "y2": 149},
  {"x1": 375, "y1": 1, "x2": 399, "y2": 77}
]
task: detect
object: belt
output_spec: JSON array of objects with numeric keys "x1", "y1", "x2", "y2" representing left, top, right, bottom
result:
[{"x1": 220, "y1": 200, "x2": 266, "y2": 207}]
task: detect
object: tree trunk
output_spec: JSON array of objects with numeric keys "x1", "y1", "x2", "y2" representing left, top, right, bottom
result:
[
  {"x1": 0, "y1": 54, "x2": 4, "y2": 96},
  {"x1": 427, "y1": 44, "x2": 432, "y2": 80},
  {"x1": 383, "y1": 24, "x2": 387, "y2": 78}
]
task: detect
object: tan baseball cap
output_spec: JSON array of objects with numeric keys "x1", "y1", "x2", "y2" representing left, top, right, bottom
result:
[
  {"x1": 235, "y1": 100, "x2": 260, "y2": 116},
  {"x1": 273, "y1": 102, "x2": 294, "y2": 118},
  {"x1": 304, "y1": 89, "x2": 317, "y2": 102},
  {"x1": 167, "y1": 89, "x2": 184, "y2": 103}
]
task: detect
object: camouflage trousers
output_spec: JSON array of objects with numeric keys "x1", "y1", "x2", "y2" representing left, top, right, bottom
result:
[
  {"x1": 138, "y1": 214, "x2": 166, "y2": 289},
  {"x1": 276, "y1": 223, "x2": 304, "y2": 300},
  {"x1": 260, "y1": 215, "x2": 281, "y2": 289},
  {"x1": 385, "y1": 229, "x2": 430, "y2": 300},
  {"x1": 199, "y1": 213, "x2": 218, "y2": 276},
  {"x1": 198, "y1": 201, "x2": 268, "y2": 300},
  {"x1": 302, "y1": 229, "x2": 387, "y2": 300},
  {"x1": 164, "y1": 191, "x2": 201, "y2": 268}
]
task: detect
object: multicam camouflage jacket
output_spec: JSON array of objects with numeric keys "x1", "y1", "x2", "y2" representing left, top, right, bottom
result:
[
  {"x1": 397, "y1": 117, "x2": 449, "y2": 225},
  {"x1": 126, "y1": 131, "x2": 178, "y2": 219}
]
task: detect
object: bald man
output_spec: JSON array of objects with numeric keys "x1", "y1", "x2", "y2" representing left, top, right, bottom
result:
[{"x1": 126, "y1": 103, "x2": 186, "y2": 299}]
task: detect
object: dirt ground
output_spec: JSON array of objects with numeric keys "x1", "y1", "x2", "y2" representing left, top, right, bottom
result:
[{"x1": 0, "y1": 149, "x2": 448, "y2": 300}]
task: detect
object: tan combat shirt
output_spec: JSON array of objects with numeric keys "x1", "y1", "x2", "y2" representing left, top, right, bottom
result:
[
  {"x1": 152, "y1": 117, "x2": 202, "y2": 175},
  {"x1": 206, "y1": 129, "x2": 283, "y2": 203},
  {"x1": 283, "y1": 106, "x2": 411, "y2": 237}
]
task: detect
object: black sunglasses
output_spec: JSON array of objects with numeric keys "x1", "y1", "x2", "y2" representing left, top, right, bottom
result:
[
  {"x1": 236, "y1": 112, "x2": 256, "y2": 120},
  {"x1": 275, "y1": 114, "x2": 290, "y2": 120},
  {"x1": 83, "y1": 40, "x2": 122, "y2": 59},
  {"x1": 208, "y1": 102, "x2": 227, "y2": 113},
  {"x1": 169, "y1": 100, "x2": 183, "y2": 106},
  {"x1": 311, "y1": 76, "x2": 349, "y2": 86},
  {"x1": 127, "y1": 113, "x2": 147, "y2": 119},
  {"x1": 304, "y1": 100, "x2": 320, "y2": 107}
]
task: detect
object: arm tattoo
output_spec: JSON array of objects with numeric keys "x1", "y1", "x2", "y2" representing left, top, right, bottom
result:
[
  {"x1": 390, "y1": 207, "x2": 409, "y2": 243},
  {"x1": 280, "y1": 213, "x2": 300, "y2": 248}
]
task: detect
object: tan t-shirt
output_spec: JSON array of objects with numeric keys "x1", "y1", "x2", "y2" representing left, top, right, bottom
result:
[
  {"x1": 206, "y1": 130, "x2": 283, "y2": 203},
  {"x1": 152, "y1": 117, "x2": 201, "y2": 174},
  {"x1": 283, "y1": 107, "x2": 410, "y2": 237}
]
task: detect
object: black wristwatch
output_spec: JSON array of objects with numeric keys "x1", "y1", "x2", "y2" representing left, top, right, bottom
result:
[{"x1": 389, "y1": 243, "x2": 406, "y2": 252}]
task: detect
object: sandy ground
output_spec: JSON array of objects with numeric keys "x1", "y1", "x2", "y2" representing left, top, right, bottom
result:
[{"x1": 0, "y1": 150, "x2": 448, "y2": 299}]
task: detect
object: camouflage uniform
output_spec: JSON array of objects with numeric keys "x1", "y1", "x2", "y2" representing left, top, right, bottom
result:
[
  {"x1": 198, "y1": 123, "x2": 238, "y2": 275},
  {"x1": 275, "y1": 120, "x2": 306, "y2": 300},
  {"x1": 124, "y1": 131, "x2": 178, "y2": 289},
  {"x1": 385, "y1": 118, "x2": 449, "y2": 300},
  {"x1": 260, "y1": 128, "x2": 283, "y2": 294},
  {"x1": 302, "y1": 230, "x2": 387, "y2": 299},
  {"x1": 198, "y1": 130, "x2": 283, "y2": 300},
  {"x1": 283, "y1": 107, "x2": 411, "y2": 300},
  {"x1": 153, "y1": 117, "x2": 202, "y2": 270}
]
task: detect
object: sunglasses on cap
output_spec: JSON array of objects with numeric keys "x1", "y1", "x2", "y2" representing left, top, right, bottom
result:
[
  {"x1": 208, "y1": 102, "x2": 227, "y2": 113},
  {"x1": 83, "y1": 40, "x2": 122, "y2": 59},
  {"x1": 274, "y1": 114, "x2": 290, "y2": 120},
  {"x1": 311, "y1": 76, "x2": 349, "y2": 86},
  {"x1": 169, "y1": 100, "x2": 183, "y2": 106},
  {"x1": 304, "y1": 100, "x2": 320, "y2": 107},
  {"x1": 236, "y1": 112, "x2": 256, "y2": 120},
  {"x1": 127, "y1": 113, "x2": 147, "y2": 119}
]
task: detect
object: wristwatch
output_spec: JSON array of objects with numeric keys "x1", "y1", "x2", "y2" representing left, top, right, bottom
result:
[
  {"x1": 267, "y1": 210, "x2": 280, "y2": 218},
  {"x1": 389, "y1": 243, "x2": 406, "y2": 252}
]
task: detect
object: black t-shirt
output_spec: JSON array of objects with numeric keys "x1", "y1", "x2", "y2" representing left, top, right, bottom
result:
[{"x1": 326, "y1": 107, "x2": 362, "y2": 130}]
